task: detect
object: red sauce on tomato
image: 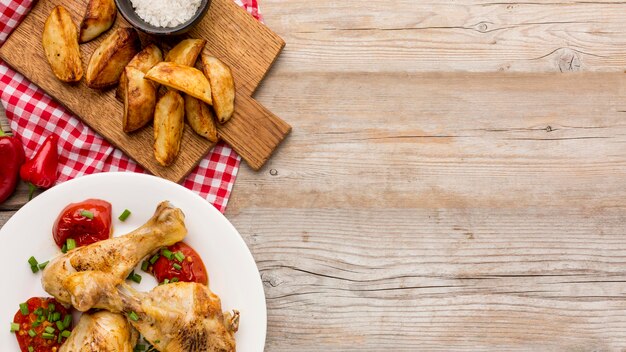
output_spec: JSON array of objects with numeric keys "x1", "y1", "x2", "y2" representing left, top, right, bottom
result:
[
  {"x1": 13, "y1": 297, "x2": 72, "y2": 352},
  {"x1": 52, "y1": 199, "x2": 112, "y2": 248},
  {"x1": 151, "y1": 242, "x2": 208, "y2": 285}
]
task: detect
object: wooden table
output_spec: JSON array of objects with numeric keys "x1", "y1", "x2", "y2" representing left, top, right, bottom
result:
[{"x1": 3, "y1": 1, "x2": 626, "y2": 350}]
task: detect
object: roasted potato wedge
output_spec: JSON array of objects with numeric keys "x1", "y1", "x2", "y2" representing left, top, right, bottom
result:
[
  {"x1": 123, "y1": 67, "x2": 157, "y2": 133},
  {"x1": 86, "y1": 27, "x2": 140, "y2": 89},
  {"x1": 165, "y1": 39, "x2": 207, "y2": 66},
  {"x1": 42, "y1": 6, "x2": 83, "y2": 83},
  {"x1": 184, "y1": 95, "x2": 218, "y2": 143},
  {"x1": 201, "y1": 55, "x2": 235, "y2": 123},
  {"x1": 116, "y1": 44, "x2": 163, "y2": 101},
  {"x1": 145, "y1": 62, "x2": 212, "y2": 105},
  {"x1": 154, "y1": 90, "x2": 184, "y2": 166},
  {"x1": 79, "y1": 0, "x2": 117, "y2": 43}
]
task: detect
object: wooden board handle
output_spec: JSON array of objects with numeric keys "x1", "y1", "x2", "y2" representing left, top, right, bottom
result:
[{"x1": 218, "y1": 95, "x2": 291, "y2": 170}]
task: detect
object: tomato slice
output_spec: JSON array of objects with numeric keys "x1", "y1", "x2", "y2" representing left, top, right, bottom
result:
[
  {"x1": 52, "y1": 199, "x2": 112, "y2": 248},
  {"x1": 13, "y1": 297, "x2": 73, "y2": 352},
  {"x1": 151, "y1": 242, "x2": 208, "y2": 285}
]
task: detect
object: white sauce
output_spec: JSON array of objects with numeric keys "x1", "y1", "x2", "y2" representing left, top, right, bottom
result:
[{"x1": 130, "y1": 0, "x2": 202, "y2": 28}]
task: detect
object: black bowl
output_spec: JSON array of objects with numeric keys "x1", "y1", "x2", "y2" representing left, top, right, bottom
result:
[{"x1": 114, "y1": 0, "x2": 212, "y2": 36}]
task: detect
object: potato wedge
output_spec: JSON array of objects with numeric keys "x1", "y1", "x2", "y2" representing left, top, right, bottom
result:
[
  {"x1": 42, "y1": 6, "x2": 83, "y2": 83},
  {"x1": 184, "y1": 95, "x2": 218, "y2": 143},
  {"x1": 116, "y1": 44, "x2": 163, "y2": 101},
  {"x1": 123, "y1": 67, "x2": 157, "y2": 133},
  {"x1": 154, "y1": 90, "x2": 184, "y2": 166},
  {"x1": 145, "y1": 62, "x2": 212, "y2": 105},
  {"x1": 201, "y1": 55, "x2": 235, "y2": 123},
  {"x1": 79, "y1": 0, "x2": 117, "y2": 43},
  {"x1": 86, "y1": 27, "x2": 140, "y2": 89},
  {"x1": 165, "y1": 39, "x2": 207, "y2": 66}
]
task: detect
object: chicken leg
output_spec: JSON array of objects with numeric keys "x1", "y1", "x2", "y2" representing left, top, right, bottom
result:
[
  {"x1": 42, "y1": 201, "x2": 187, "y2": 305},
  {"x1": 63, "y1": 271, "x2": 239, "y2": 352},
  {"x1": 59, "y1": 311, "x2": 139, "y2": 352}
]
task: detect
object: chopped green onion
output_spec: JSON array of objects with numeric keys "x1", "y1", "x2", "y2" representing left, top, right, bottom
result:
[
  {"x1": 171, "y1": 277, "x2": 179, "y2": 283},
  {"x1": 174, "y1": 251, "x2": 185, "y2": 262},
  {"x1": 131, "y1": 273, "x2": 142, "y2": 284},
  {"x1": 135, "y1": 344, "x2": 146, "y2": 351},
  {"x1": 44, "y1": 326, "x2": 55, "y2": 334},
  {"x1": 163, "y1": 279, "x2": 170, "y2": 285},
  {"x1": 28, "y1": 256, "x2": 38, "y2": 266},
  {"x1": 128, "y1": 311, "x2": 139, "y2": 321},
  {"x1": 141, "y1": 261, "x2": 149, "y2": 272},
  {"x1": 19, "y1": 303, "x2": 29, "y2": 316},
  {"x1": 48, "y1": 303, "x2": 55, "y2": 312},
  {"x1": 10, "y1": 322, "x2": 19, "y2": 332},
  {"x1": 80, "y1": 210, "x2": 94, "y2": 219},
  {"x1": 58, "y1": 333, "x2": 63, "y2": 343},
  {"x1": 30, "y1": 265, "x2": 39, "y2": 274},
  {"x1": 172, "y1": 263, "x2": 182, "y2": 270},
  {"x1": 42, "y1": 332, "x2": 55, "y2": 339},
  {"x1": 61, "y1": 329, "x2": 71, "y2": 337},
  {"x1": 161, "y1": 249, "x2": 174, "y2": 260},
  {"x1": 38, "y1": 261, "x2": 49, "y2": 270},
  {"x1": 126, "y1": 270, "x2": 135, "y2": 280},
  {"x1": 61, "y1": 244, "x2": 67, "y2": 253},
  {"x1": 66, "y1": 238, "x2": 76, "y2": 251},
  {"x1": 31, "y1": 320, "x2": 41, "y2": 328},
  {"x1": 28, "y1": 329, "x2": 36, "y2": 337},
  {"x1": 63, "y1": 315, "x2": 72, "y2": 328},
  {"x1": 47, "y1": 312, "x2": 52, "y2": 322},
  {"x1": 56, "y1": 321, "x2": 64, "y2": 330},
  {"x1": 149, "y1": 254, "x2": 160, "y2": 264},
  {"x1": 34, "y1": 308, "x2": 43, "y2": 316},
  {"x1": 28, "y1": 347, "x2": 34, "y2": 352},
  {"x1": 52, "y1": 312, "x2": 61, "y2": 322},
  {"x1": 119, "y1": 209, "x2": 131, "y2": 221}
]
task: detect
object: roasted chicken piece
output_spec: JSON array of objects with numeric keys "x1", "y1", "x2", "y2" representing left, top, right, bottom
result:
[
  {"x1": 42, "y1": 201, "x2": 187, "y2": 305},
  {"x1": 63, "y1": 271, "x2": 239, "y2": 352},
  {"x1": 59, "y1": 311, "x2": 138, "y2": 352}
]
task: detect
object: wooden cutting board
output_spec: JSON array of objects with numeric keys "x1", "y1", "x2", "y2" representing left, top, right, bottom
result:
[{"x1": 0, "y1": 0, "x2": 291, "y2": 182}]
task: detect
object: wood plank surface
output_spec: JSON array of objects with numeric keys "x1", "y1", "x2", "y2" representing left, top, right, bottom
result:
[
  {"x1": 4, "y1": 0, "x2": 626, "y2": 351},
  {"x1": 0, "y1": 0, "x2": 289, "y2": 180}
]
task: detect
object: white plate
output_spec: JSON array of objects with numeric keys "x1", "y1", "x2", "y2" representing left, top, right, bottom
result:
[{"x1": 0, "y1": 172, "x2": 266, "y2": 351}]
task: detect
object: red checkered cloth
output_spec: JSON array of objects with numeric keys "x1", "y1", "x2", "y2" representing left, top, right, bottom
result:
[{"x1": 0, "y1": 0, "x2": 263, "y2": 212}]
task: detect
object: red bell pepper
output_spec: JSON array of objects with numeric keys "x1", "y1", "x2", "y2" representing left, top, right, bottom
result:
[
  {"x1": 20, "y1": 134, "x2": 59, "y2": 199},
  {"x1": 0, "y1": 129, "x2": 25, "y2": 203}
]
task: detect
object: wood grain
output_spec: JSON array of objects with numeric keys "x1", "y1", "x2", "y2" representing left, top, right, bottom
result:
[{"x1": 0, "y1": 0, "x2": 290, "y2": 180}]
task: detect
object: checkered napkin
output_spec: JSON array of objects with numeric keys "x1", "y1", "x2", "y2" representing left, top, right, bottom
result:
[{"x1": 0, "y1": 0, "x2": 263, "y2": 212}]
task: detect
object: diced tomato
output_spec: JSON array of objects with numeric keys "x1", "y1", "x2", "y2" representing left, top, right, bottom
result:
[
  {"x1": 52, "y1": 199, "x2": 112, "y2": 248},
  {"x1": 13, "y1": 297, "x2": 73, "y2": 352},
  {"x1": 151, "y1": 242, "x2": 208, "y2": 285}
]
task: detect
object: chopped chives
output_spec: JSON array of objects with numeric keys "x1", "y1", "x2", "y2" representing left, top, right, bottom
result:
[
  {"x1": 61, "y1": 330, "x2": 71, "y2": 337},
  {"x1": 56, "y1": 321, "x2": 64, "y2": 330},
  {"x1": 119, "y1": 209, "x2": 131, "y2": 221},
  {"x1": 141, "y1": 261, "x2": 149, "y2": 272},
  {"x1": 161, "y1": 249, "x2": 173, "y2": 260},
  {"x1": 34, "y1": 308, "x2": 43, "y2": 316},
  {"x1": 19, "y1": 303, "x2": 29, "y2": 316},
  {"x1": 63, "y1": 315, "x2": 72, "y2": 328},
  {"x1": 10, "y1": 322, "x2": 19, "y2": 332},
  {"x1": 31, "y1": 320, "x2": 41, "y2": 328},
  {"x1": 28, "y1": 329, "x2": 36, "y2": 337},
  {"x1": 172, "y1": 263, "x2": 182, "y2": 270},
  {"x1": 66, "y1": 238, "x2": 76, "y2": 251},
  {"x1": 174, "y1": 251, "x2": 185, "y2": 262},
  {"x1": 30, "y1": 265, "x2": 39, "y2": 273},
  {"x1": 135, "y1": 344, "x2": 146, "y2": 351},
  {"x1": 128, "y1": 311, "x2": 139, "y2": 321},
  {"x1": 48, "y1": 303, "x2": 55, "y2": 312},
  {"x1": 171, "y1": 277, "x2": 179, "y2": 283},
  {"x1": 132, "y1": 273, "x2": 142, "y2": 284},
  {"x1": 149, "y1": 254, "x2": 160, "y2": 264},
  {"x1": 80, "y1": 210, "x2": 94, "y2": 219},
  {"x1": 38, "y1": 261, "x2": 49, "y2": 270},
  {"x1": 52, "y1": 312, "x2": 61, "y2": 322},
  {"x1": 163, "y1": 279, "x2": 169, "y2": 284},
  {"x1": 44, "y1": 326, "x2": 55, "y2": 334},
  {"x1": 28, "y1": 256, "x2": 38, "y2": 266},
  {"x1": 42, "y1": 332, "x2": 55, "y2": 339},
  {"x1": 58, "y1": 333, "x2": 63, "y2": 343},
  {"x1": 28, "y1": 347, "x2": 34, "y2": 352},
  {"x1": 61, "y1": 244, "x2": 67, "y2": 253},
  {"x1": 127, "y1": 270, "x2": 135, "y2": 280}
]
